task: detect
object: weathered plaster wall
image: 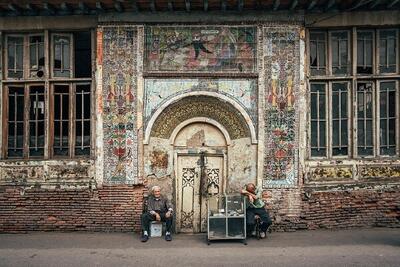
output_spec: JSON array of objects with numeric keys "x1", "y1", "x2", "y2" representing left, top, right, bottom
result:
[
  {"x1": 226, "y1": 139, "x2": 257, "y2": 193},
  {"x1": 0, "y1": 160, "x2": 95, "y2": 189},
  {"x1": 144, "y1": 137, "x2": 174, "y2": 199}
]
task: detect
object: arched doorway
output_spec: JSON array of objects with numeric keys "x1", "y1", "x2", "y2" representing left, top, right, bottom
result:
[
  {"x1": 144, "y1": 95, "x2": 257, "y2": 234},
  {"x1": 173, "y1": 121, "x2": 228, "y2": 233}
]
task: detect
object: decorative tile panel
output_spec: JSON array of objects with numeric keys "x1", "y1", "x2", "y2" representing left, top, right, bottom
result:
[
  {"x1": 263, "y1": 26, "x2": 300, "y2": 188},
  {"x1": 144, "y1": 79, "x2": 257, "y2": 130},
  {"x1": 359, "y1": 166, "x2": 400, "y2": 179},
  {"x1": 145, "y1": 26, "x2": 256, "y2": 73},
  {"x1": 308, "y1": 167, "x2": 353, "y2": 182},
  {"x1": 101, "y1": 26, "x2": 138, "y2": 184}
]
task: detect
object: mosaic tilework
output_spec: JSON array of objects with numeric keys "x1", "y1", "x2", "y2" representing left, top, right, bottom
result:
[
  {"x1": 151, "y1": 96, "x2": 250, "y2": 140},
  {"x1": 263, "y1": 26, "x2": 300, "y2": 188},
  {"x1": 144, "y1": 79, "x2": 257, "y2": 129},
  {"x1": 145, "y1": 26, "x2": 256, "y2": 73},
  {"x1": 101, "y1": 26, "x2": 138, "y2": 184}
]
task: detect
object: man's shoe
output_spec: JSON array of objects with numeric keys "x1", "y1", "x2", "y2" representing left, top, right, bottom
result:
[
  {"x1": 260, "y1": 231, "x2": 266, "y2": 239},
  {"x1": 165, "y1": 233, "x2": 172, "y2": 241},
  {"x1": 141, "y1": 234, "x2": 149, "y2": 242}
]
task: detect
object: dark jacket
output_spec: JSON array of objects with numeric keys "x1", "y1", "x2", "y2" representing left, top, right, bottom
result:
[{"x1": 147, "y1": 195, "x2": 173, "y2": 213}]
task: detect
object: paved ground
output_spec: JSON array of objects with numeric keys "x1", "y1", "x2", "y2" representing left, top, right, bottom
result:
[{"x1": 0, "y1": 228, "x2": 399, "y2": 267}]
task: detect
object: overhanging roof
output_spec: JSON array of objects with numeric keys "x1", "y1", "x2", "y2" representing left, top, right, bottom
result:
[{"x1": 0, "y1": 0, "x2": 398, "y2": 16}]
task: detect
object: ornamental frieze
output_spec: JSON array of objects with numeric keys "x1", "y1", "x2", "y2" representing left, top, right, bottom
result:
[
  {"x1": 359, "y1": 166, "x2": 400, "y2": 179},
  {"x1": 308, "y1": 167, "x2": 353, "y2": 182},
  {"x1": 151, "y1": 96, "x2": 250, "y2": 140}
]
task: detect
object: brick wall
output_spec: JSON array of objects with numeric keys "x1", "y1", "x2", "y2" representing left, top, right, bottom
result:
[
  {"x1": 265, "y1": 188, "x2": 400, "y2": 231},
  {"x1": 0, "y1": 185, "x2": 146, "y2": 233},
  {"x1": 1, "y1": 185, "x2": 399, "y2": 233}
]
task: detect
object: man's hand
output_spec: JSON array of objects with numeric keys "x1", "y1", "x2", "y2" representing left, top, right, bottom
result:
[
  {"x1": 155, "y1": 213, "x2": 161, "y2": 221},
  {"x1": 248, "y1": 195, "x2": 254, "y2": 203},
  {"x1": 166, "y1": 211, "x2": 172, "y2": 218}
]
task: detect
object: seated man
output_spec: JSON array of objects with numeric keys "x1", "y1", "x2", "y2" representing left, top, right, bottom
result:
[
  {"x1": 141, "y1": 186, "x2": 173, "y2": 242},
  {"x1": 241, "y1": 183, "x2": 272, "y2": 238}
]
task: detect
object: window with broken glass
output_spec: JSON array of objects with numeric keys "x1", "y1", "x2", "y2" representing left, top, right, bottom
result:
[
  {"x1": 308, "y1": 28, "x2": 399, "y2": 159},
  {"x1": 2, "y1": 31, "x2": 93, "y2": 159}
]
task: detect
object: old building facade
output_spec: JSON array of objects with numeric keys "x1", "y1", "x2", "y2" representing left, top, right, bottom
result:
[{"x1": 0, "y1": 0, "x2": 399, "y2": 233}]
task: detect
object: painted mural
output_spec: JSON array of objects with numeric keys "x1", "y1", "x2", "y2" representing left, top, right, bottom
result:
[
  {"x1": 145, "y1": 26, "x2": 256, "y2": 72},
  {"x1": 144, "y1": 79, "x2": 257, "y2": 129},
  {"x1": 263, "y1": 27, "x2": 300, "y2": 188},
  {"x1": 101, "y1": 26, "x2": 138, "y2": 184}
]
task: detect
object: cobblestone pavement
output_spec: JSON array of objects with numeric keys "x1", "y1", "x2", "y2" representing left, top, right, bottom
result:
[{"x1": 0, "y1": 228, "x2": 399, "y2": 267}]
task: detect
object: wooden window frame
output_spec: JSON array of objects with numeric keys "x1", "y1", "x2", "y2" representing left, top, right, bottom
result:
[
  {"x1": 376, "y1": 80, "x2": 399, "y2": 157},
  {"x1": 2, "y1": 83, "x2": 46, "y2": 159},
  {"x1": 51, "y1": 33, "x2": 74, "y2": 79},
  {"x1": 356, "y1": 30, "x2": 375, "y2": 76},
  {"x1": 5, "y1": 34, "x2": 26, "y2": 80},
  {"x1": 307, "y1": 27, "x2": 400, "y2": 160},
  {"x1": 309, "y1": 31, "x2": 328, "y2": 76},
  {"x1": 28, "y1": 33, "x2": 45, "y2": 79},
  {"x1": 354, "y1": 80, "x2": 376, "y2": 158},
  {"x1": 74, "y1": 82, "x2": 92, "y2": 157},
  {"x1": 1, "y1": 30, "x2": 94, "y2": 160},
  {"x1": 377, "y1": 28, "x2": 399, "y2": 75},
  {"x1": 329, "y1": 81, "x2": 351, "y2": 159},
  {"x1": 309, "y1": 82, "x2": 328, "y2": 159},
  {"x1": 329, "y1": 30, "x2": 351, "y2": 76}
]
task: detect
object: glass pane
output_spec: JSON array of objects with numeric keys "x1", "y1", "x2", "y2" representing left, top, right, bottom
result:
[
  {"x1": 311, "y1": 148, "x2": 326, "y2": 157},
  {"x1": 379, "y1": 30, "x2": 397, "y2": 73},
  {"x1": 319, "y1": 122, "x2": 326, "y2": 147},
  {"x1": 378, "y1": 81, "x2": 396, "y2": 156},
  {"x1": 357, "y1": 31, "x2": 373, "y2": 74},
  {"x1": 28, "y1": 86, "x2": 45, "y2": 157},
  {"x1": 388, "y1": 119, "x2": 396, "y2": 144},
  {"x1": 75, "y1": 84, "x2": 91, "y2": 156},
  {"x1": 332, "y1": 92, "x2": 339, "y2": 119},
  {"x1": 310, "y1": 32, "x2": 326, "y2": 75},
  {"x1": 8, "y1": 87, "x2": 25, "y2": 158},
  {"x1": 53, "y1": 85, "x2": 70, "y2": 156},
  {"x1": 332, "y1": 120, "x2": 339, "y2": 145},
  {"x1": 341, "y1": 120, "x2": 348, "y2": 145},
  {"x1": 357, "y1": 82, "x2": 374, "y2": 156},
  {"x1": 310, "y1": 83, "x2": 327, "y2": 157},
  {"x1": 380, "y1": 119, "x2": 387, "y2": 146},
  {"x1": 333, "y1": 147, "x2": 348, "y2": 156},
  {"x1": 7, "y1": 36, "x2": 24, "y2": 78},
  {"x1": 311, "y1": 94, "x2": 318, "y2": 120},
  {"x1": 54, "y1": 35, "x2": 71, "y2": 77},
  {"x1": 332, "y1": 83, "x2": 348, "y2": 156},
  {"x1": 29, "y1": 36, "x2": 45, "y2": 77},
  {"x1": 380, "y1": 91, "x2": 387, "y2": 117},
  {"x1": 331, "y1": 32, "x2": 349, "y2": 75}
]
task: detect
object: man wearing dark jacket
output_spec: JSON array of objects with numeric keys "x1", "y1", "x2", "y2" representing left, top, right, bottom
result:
[{"x1": 141, "y1": 186, "x2": 173, "y2": 242}]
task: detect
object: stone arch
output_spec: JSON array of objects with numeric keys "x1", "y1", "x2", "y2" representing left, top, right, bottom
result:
[{"x1": 144, "y1": 92, "x2": 257, "y2": 144}]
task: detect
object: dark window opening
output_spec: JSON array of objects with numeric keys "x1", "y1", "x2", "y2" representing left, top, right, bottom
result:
[
  {"x1": 75, "y1": 84, "x2": 91, "y2": 156},
  {"x1": 53, "y1": 85, "x2": 70, "y2": 156},
  {"x1": 7, "y1": 87, "x2": 25, "y2": 158},
  {"x1": 74, "y1": 31, "x2": 92, "y2": 78}
]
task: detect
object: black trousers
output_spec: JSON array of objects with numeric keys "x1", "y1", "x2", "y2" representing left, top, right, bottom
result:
[
  {"x1": 141, "y1": 211, "x2": 173, "y2": 233},
  {"x1": 246, "y1": 207, "x2": 272, "y2": 233}
]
